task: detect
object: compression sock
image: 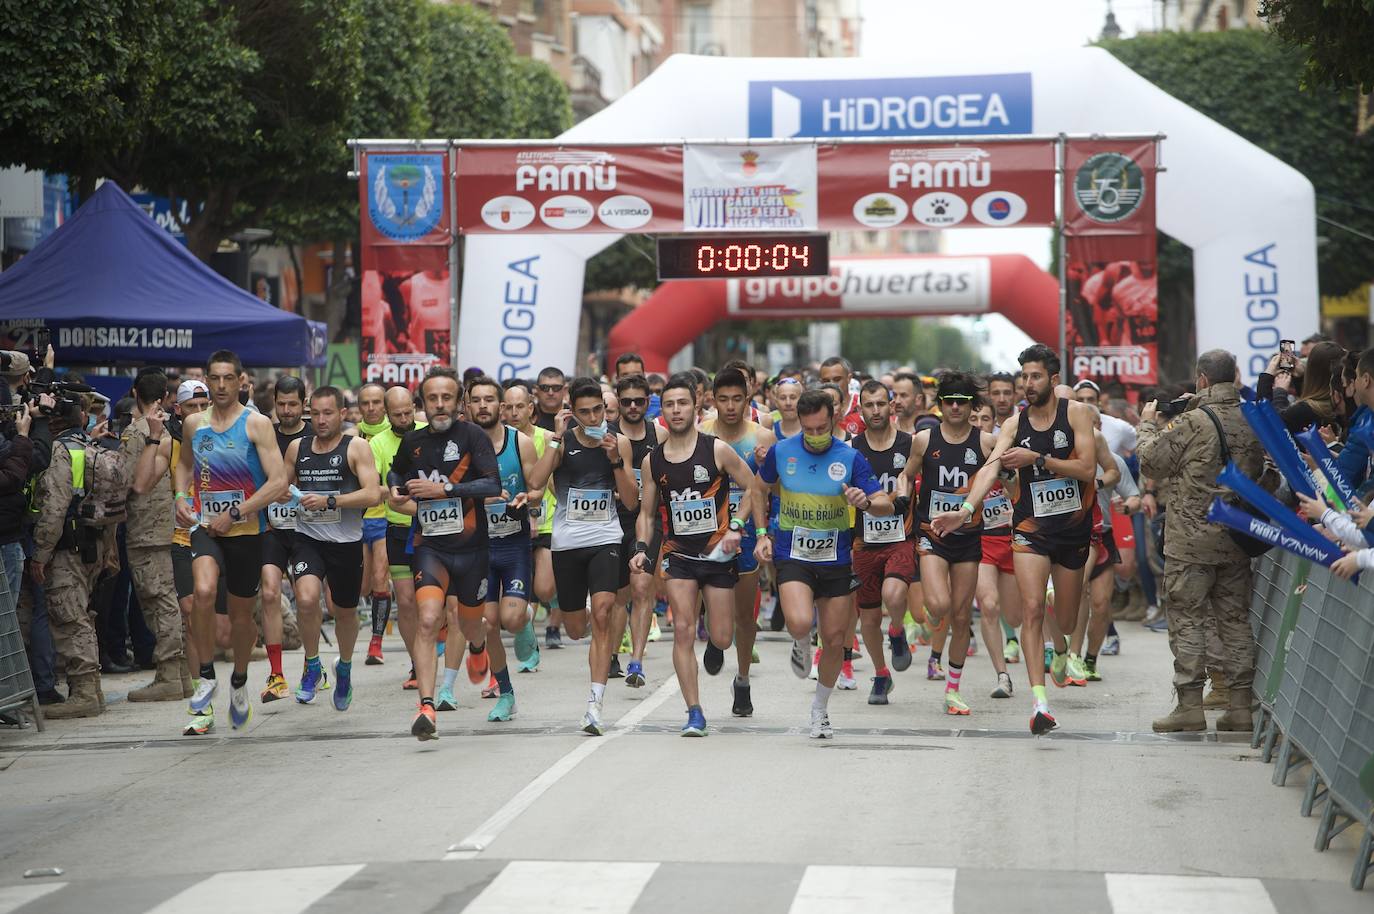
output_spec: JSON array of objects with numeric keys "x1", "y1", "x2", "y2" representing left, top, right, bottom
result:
[
  {"x1": 336, "y1": 659, "x2": 351, "y2": 683},
  {"x1": 946, "y1": 662, "x2": 963, "y2": 693},
  {"x1": 843, "y1": 646, "x2": 853, "y2": 662},
  {"x1": 230, "y1": 670, "x2": 247, "y2": 690},
  {"x1": 443, "y1": 667, "x2": 459, "y2": 691},
  {"x1": 370, "y1": 593, "x2": 391, "y2": 636},
  {"x1": 199, "y1": 662, "x2": 216, "y2": 681},
  {"x1": 875, "y1": 666, "x2": 890, "y2": 678},
  {"x1": 494, "y1": 667, "x2": 513, "y2": 695},
  {"x1": 929, "y1": 649, "x2": 942, "y2": 664},
  {"x1": 266, "y1": 644, "x2": 283, "y2": 677},
  {"x1": 1085, "y1": 652, "x2": 1098, "y2": 666},
  {"x1": 813, "y1": 682, "x2": 834, "y2": 711},
  {"x1": 590, "y1": 681, "x2": 605, "y2": 704},
  {"x1": 1031, "y1": 684, "x2": 1048, "y2": 706},
  {"x1": 305, "y1": 654, "x2": 322, "y2": 672}
]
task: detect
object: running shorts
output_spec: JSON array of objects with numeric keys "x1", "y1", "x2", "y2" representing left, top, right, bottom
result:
[
  {"x1": 189, "y1": 530, "x2": 262, "y2": 599},
  {"x1": 362, "y1": 517, "x2": 388, "y2": 546},
  {"x1": 552, "y1": 543, "x2": 622, "y2": 613},
  {"x1": 487, "y1": 537, "x2": 532, "y2": 603},
  {"x1": 292, "y1": 535, "x2": 364, "y2": 608},
  {"x1": 262, "y1": 528, "x2": 296, "y2": 573},
  {"x1": 386, "y1": 524, "x2": 411, "y2": 572},
  {"x1": 412, "y1": 543, "x2": 490, "y2": 613},
  {"x1": 775, "y1": 559, "x2": 860, "y2": 599},
  {"x1": 1090, "y1": 536, "x2": 1122, "y2": 582},
  {"x1": 172, "y1": 543, "x2": 228, "y2": 614},
  {"x1": 736, "y1": 529, "x2": 759, "y2": 574},
  {"x1": 661, "y1": 552, "x2": 738, "y2": 590},
  {"x1": 916, "y1": 532, "x2": 983, "y2": 566},
  {"x1": 980, "y1": 534, "x2": 1014, "y2": 576},
  {"x1": 852, "y1": 541, "x2": 915, "y2": 609},
  {"x1": 1012, "y1": 529, "x2": 1091, "y2": 571}
]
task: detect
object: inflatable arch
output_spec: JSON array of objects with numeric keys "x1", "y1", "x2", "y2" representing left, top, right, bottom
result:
[{"x1": 458, "y1": 49, "x2": 1316, "y2": 383}]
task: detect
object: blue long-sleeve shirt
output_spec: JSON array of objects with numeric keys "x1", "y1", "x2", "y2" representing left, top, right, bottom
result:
[{"x1": 1338, "y1": 405, "x2": 1373, "y2": 491}]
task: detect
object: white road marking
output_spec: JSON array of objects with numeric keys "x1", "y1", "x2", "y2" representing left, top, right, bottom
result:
[
  {"x1": 0, "y1": 883, "x2": 67, "y2": 914},
  {"x1": 1105, "y1": 873, "x2": 1280, "y2": 914},
  {"x1": 145, "y1": 864, "x2": 363, "y2": 914},
  {"x1": 789, "y1": 865, "x2": 956, "y2": 914},
  {"x1": 463, "y1": 860, "x2": 659, "y2": 914},
  {"x1": 444, "y1": 675, "x2": 681, "y2": 860}
]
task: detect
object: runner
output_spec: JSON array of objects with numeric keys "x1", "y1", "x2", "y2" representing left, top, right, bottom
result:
[
  {"x1": 532, "y1": 367, "x2": 566, "y2": 432},
  {"x1": 699, "y1": 368, "x2": 776, "y2": 716},
  {"x1": 899, "y1": 370, "x2": 997, "y2": 716},
  {"x1": 169, "y1": 379, "x2": 211, "y2": 730},
  {"x1": 386, "y1": 368, "x2": 502, "y2": 741},
  {"x1": 891, "y1": 372, "x2": 923, "y2": 435},
  {"x1": 771, "y1": 378, "x2": 802, "y2": 439},
  {"x1": 503, "y1": 381, "x2": 552, "y2": 670},
  {"x1": 934, "y1": 344, "x2": 1098, "y2": 735},
  {"x1": 370, "y1": 387, "x2": 425, "y2": 683},
  {"x1": 972, "y1": 393, "x2": 1021, "y2": 700},
  {"x1": 530, "y1": 369, "x2": 569, "y2": 644},
  {"x1": 174, "y1": 349, "x2": 288, "y2": 733},
  {"x1": 354, "y1": 382, "x2": 393, "y2": 666},
  {"x1": 819, "y1": 356, "x2": 865, "y2": 437},
  {"x1": 986, "y1": 371, "x2": 1018, "y2": 429},
  {"x1": 259, "y1": 376, "x2": 312, "y2": 703},
  {"x1": 526, "y1": 376, "x2": 639, "y2": 736},
  {"x1": 282, "y1": 387, "x2": 380, "y2": 711},
  {"x1": 632, "y1": 373, "x2": 756, "y2": 735},
  {"x1": 751, "y1": 389, "x2": 891, "y2": 739},
  {"x1": 611, "y1": 373, "x2": 665, "y2": 688},
  {"x1": 849, "y1": 380, "x2": 917, "y2": 706}
]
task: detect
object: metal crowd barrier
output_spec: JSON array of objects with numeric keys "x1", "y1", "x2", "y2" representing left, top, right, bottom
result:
[
  {"x1": 1249, "y1": 551, "x2": 1374, "y2": 890},
  {"x1": 0, "y1": 550, "x2": 44, "y2": 730}
]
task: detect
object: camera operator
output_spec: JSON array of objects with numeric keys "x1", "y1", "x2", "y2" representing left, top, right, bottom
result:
[{"x1": 1137, "y1": 349, "x2": 1265, "y2": 735}]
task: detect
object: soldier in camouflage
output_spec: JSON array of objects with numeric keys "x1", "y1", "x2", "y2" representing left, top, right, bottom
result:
[{"x1": 1138, "y1": 349, "x2": 1265, "y2": 734}]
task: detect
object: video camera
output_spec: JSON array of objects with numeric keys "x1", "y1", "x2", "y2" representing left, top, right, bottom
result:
[{"x1": 0, "y1": 350, "x2": 92, "y2": 425}]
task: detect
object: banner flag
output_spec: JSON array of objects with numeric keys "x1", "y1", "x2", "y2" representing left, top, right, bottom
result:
[
  {"x1": 1062, "y1": 139, "x2": 1156, "y2": 237},
  {"x1": 1207, "y1": 498, "x2": 1345, "y2": 568},
  {"x1": 683, "y1": 143, "x2": 818, "y2": 231},
  {"x1": 1293, "y1": 425, "x2": 1360, "y2": 516},
  {"x1": 1064, "y1": 233, "x2": 1157, "y2": 387},
  {"x1": 360, "y1": 150, "x2": 450, "y2": 247}
]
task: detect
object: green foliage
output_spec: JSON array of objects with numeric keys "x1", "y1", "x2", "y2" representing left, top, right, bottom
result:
[
  {"x1": 1261, "y1": 0, "x2": 1374, "y2": 92},
  {"x1": 425, "y1": 3, "x2": 520, "y2": 139},
  {"x1": 585, "y1": 237, "x2": 659, "y2": 293},
  {"x1": 511, "y1": 56, "x2": 574, "y2": 139}
]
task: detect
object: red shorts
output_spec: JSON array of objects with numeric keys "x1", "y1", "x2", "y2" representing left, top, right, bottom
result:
[
  {"x1": 980, "y1": 533, "x2": 1014, "y2": 576},
  {"x1": 1111, "y1": 507, "x2": 1136, "y2": 550},
  {"x1": 852, "y1": 540, "x2": 916, "y2": 609}
]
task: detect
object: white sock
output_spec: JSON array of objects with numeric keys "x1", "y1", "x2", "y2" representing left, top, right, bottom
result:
[
  {"x1": 590, "y1": 682, "x2": 605, "y2": 704},
  {"x1": 813, "y1": 683, "x2": 833, "y2": 711},
  {"x1": 442, "y1": 667, "x2": 459, "y2": 691}
]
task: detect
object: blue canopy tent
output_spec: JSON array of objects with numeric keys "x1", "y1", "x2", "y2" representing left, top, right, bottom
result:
[{"x1": 0, "y1": 182, "x2": 323, "y2": 367}]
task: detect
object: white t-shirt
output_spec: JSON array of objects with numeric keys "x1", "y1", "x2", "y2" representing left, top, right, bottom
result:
[{"x1": 1099, "y1": 413, "x2": 1137, "y2": 456}]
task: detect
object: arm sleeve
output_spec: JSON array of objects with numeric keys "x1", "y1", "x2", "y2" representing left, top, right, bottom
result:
[
  {"x1": 850, "y1": 451, "x2": 882, "y2": 496},
  {"x1": 451, "y1": 427, "x2": 501, "y2": 499},
  {"x1": 757, "y1": 445, "x2": 779, "y2": 485},
  {"x1": 1320, "y1": 508, "x2": 1368, "y2": 550}
]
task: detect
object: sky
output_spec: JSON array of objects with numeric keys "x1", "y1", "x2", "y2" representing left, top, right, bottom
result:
[{"x1": 858, "y1": 0, "x2": 1153, "y2": 369}]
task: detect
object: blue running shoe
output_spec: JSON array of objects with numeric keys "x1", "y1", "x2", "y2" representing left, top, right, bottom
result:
[
  {"x1": 332, "y1": 660, "x2": 353, "y2": 711},
  {"x1": 487, "y1": 692, "x2": 516, "y2": 722},
  {"x1": 514, "y1": 619, "x2": 537, "y2": 663},
  {"x1": 229, "y1": 683, "x2": 252, "y2": 730},
  {"x1": 188, "y1": 677, "x2": 217, "y2": 714},
  {"x1": 517, "y1": 646, "x2": 541, "y2": 673},
  {"x1": 889, "y1": 631, "x2": 912, "y2": 672},
  {"x1": 296, "y1": 662, "x2": 328, "y2": 704},
  {"x1": 682, "y1": 705, "x2": 707, "y2": 737},
  {"x1": 625, "y1": 660, "x2": 645, "y2": 688}
]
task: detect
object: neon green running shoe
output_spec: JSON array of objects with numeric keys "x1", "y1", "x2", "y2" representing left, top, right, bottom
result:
[
  {"x1": 1065, "y1": 653, "x2": 1088, "y2": 687},
  {"x1": 1050, "y1": 651, "x2": 1070, "y2": 688},
  {"x1": 1084, "y1": 657, "x2": 1102, "y2": 682},
  {"x1": 944, "y1": 690, "x2": 971, "y2": 716},
  {"x1": 1004, "y1": 640, "x2": 1021, "y2": 664}
]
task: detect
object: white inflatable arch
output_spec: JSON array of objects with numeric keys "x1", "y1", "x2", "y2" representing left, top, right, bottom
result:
[{"x1": 457, "y1": 48, "x2": 1316, "y2": 383}]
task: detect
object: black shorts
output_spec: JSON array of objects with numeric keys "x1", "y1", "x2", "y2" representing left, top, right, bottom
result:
[
  {"x1": 661, "y1": 552, "x2": 738, "y2": 590},
  {"x1": 189, "y1": 530, "x2": 262, "y2": 599},
  {"x1": 532, "y1": 532, "x2": 552, "y2": 552},
  {"x1": 916, "y1": 531, "x2": 984, "y2": 566},
  {"x1": 1012, "y1": 529, "x2": 1091, "y2": 571},
  {"x1": 1090, "y1": 534, "x2": 1122, "y2": 582},
  {"x1": 412, "y1": 543, "x2": 490, "y2": 609},
  {"x1": 386, "y1": 524, "x2": 412, "y2": 568},
  {"x1": 552, "y1": 543, "x2": 622, "y2": 612},
  {"x1": 262, "y1": 528, "x2": 296, "y2": 572},
  {"x1": 775, "y1": 559, "x2": 860, "y2": 599},
  {"x1": 171, "y1": 542, "x2": 229, "y2": 613},
  {"x1": 292, "y1": 535, "x2": 365, "y2": 608}
]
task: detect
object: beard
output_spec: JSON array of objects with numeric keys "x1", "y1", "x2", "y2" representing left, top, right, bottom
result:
[
  {"x1": 429, "y1": 415, "x2": 453, "y2": 432},
  {"x1": 1027, "y1": 386, "x2": 1052, "y2": 407},
  {"x1": 474, "y1": 414, "x2": 499, "y2": 429}
]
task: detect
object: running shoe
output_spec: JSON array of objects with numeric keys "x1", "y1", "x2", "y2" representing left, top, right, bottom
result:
[
  {"x1": 365, "y1": 634, "x2": 384, "y2": 665},
  {"x1": 412, "y1": 703, "x2": 437, "y2": 741},
  {"x1": 545, "y1": 626, "x2": 563, "y2": 649},
  {"x1": 808, "y1": 648, "x2": 820, "y2": 680},
  {"x1": 790, "y1": 639, "x2": 810, "y2": 679},
  {"x1": 582, "y1": 701, "x2": 605, "y2": 736},
  {"x1": 868, "y1": 674, "x2": 894, "y2": 705},
  {"x1": 991, "y1": 672, "x2": 1014, "y2": 699},
  {"x1": 809, "y1": 707, "x2": 834, "y2": 739},
  {"x1": 945, "y1": 690, "x2": 971, "y2": 716},
  {"x1": 260, "y1": 673, "x2": 288, "y2": 703},
  {"x1": 927, "y1": 658, "x2": 945, "y2": 681},
  {"x1": 514, "y1": 620, "x2": 537, "y2": 664},
  {"x1": 703, "y1": 641, "x2": 725, "y2": 676},
  {"x1": 188, "y1": 677, "x2": 217, "y2": 715},
  {"x1": 681, "y1": 705, "x2": 707, "y2": 737},
  {"x1": 402, "y1": 669, "x2": 418, "y2": 690},
  {"x1": 1004, "y1": 640, "x2": 1022, "y2": 664},
  {"x1": 648, "y1": 617, "x2": 663, "y2": 642},
  {"x1": 625, "y1": 660, "x2": 646, "y2": 688},
  {"x1": 183, "y1": 709, "x2": 214, "y2": 736},
  {"x1": 435, "y1": 686, "x2": 458, "y2": 711},
  {"x1": 837, "y1": 660, "x2": 857, "y2": 690},
  {"x1": 1065, "y1": 653, "x2": 1088, "y2": 687},
  {"x1": 618, "y1": 628, "x2": 632, "y2": 654},
  {"x1": 608, "y1": 655, "x2": 624, "y2": 679},
  {"x1": 332, "y1": 660, "x2": 353, "y2": 711},
  {"x1": 851, "y1": 635, "x2": 862, "y2": 658},
  {"x1": 1030, "y1": 705, "x2": 1058, "y2": 736},
  {"x1": 481, "y1": 674, "x2": 499, "y2": 699},
  {"x1": 1142, "y1": 604, "x2": 1163, "y2": 627},
  {"x1": 1050, "y1": 652, "x2": 1070, "y2": 688},
  {"x1": 467, "y1": 646, "x2": 489, "y2": 684},
  {"x1": 1084, "y1": 657, "x2": 1102, "y2": 682},
  {"x1": 517, "y1": 646, "x2": 541, "y2": 673},
  {"x1": 295, "y1": 663, "x2": 328, "y2": 704},
  {"x1": 230, "y1": 683, "x2": 252, "y2": 729},
  {"x1": 487, "y1": 692, "x2": 516, "y2": 722},
  {"x1": 967, "y1": 634, "x2": 978, "y2": 657},
  {"x1": 751, "y1": 645, "x2": 760, "y2": 664},
  {"x1": 889, "y1": 629, "x2": 913, "y2": 672},
  {"x1": 1101, "y1": 634, "x2": 1121, "y2": 656},
  {"x1": 732, "y1": 677, "x2": 753, "y2": 717},
  {"x1": 1144, "y1": 615, "x2": 1170, "y2": 633}
]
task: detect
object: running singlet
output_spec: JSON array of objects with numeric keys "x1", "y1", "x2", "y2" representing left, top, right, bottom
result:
[
  {"x1": 851, "y1": 430, "x2": 914, "y2": 547},
  {"x1": 406, "y1": 271, "x2": 450, "y2": 356},
  {"x1": 649, "y1": 433, "x2": 731, "y2": 560},
  {"x1": 269, "y1": 421, "x2": 312, "y2": 532},
  {"x1": 487, "y1": 426, "x2": 529, "y2": 540},
  {"x1": 295, "y1": 435, "x2": 363, "y2": 543},
  {"x1": 757, "y1": 435, "x2": 880, "y2": 566},
  {"x1": 615, "y1": 423, "x2": 658, "y2": 527},
  {"x1": 371, "y1": 422, "x2": 425, "y2": 528},
  {"x1": 389, "y1": 423, "x2": 500, "y2": 553},
  {"x1": 1011, "y1": 398, "x2": 1096, "y2": 538},
  {"x1": 699, "y1": 419, "x2": 759, "y2": 520},
  {"x1": 192, "y1": 407, "x2": 267, "y2": 537},
  {"x1": 551, "y1": 435, "x2": 623, "y2": 550},
  {"x1": 917, "y1": 425, "x2": 986, "y2": 544}
]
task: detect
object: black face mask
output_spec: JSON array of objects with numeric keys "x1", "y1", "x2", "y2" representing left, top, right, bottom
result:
[{"x1": 238, "y1": 389, "x2": 250, "y2": 406}]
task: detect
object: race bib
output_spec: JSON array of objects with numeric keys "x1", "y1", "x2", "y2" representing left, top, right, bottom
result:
[
  {"x1": 567, "y1": 487, "x2": 613, "y2": 524},
  {"x1": 202, "y1": 489, "x2": 244, "y2": 522},
  {"x1": 983, "y1": 492, "x2": 1012, "y2": 530},
  {"x1": 791, "y1": 526, "x2": 839, "y2": 563},
  {"x1": 928, "y1": 490, "x2": 965, "y2": 517},
  {"x1": 862, "y1": 512, "x2": 905, "y2": 544},
  {"x1": 1030, "y1": 477, "x2": 1082, "y2": 518},
  {"x1": 729, "y1": 486, "x2": 744, "y2": 513},
  {"x1": 670, "y1": 497, "x2": 717, "y2": 536},
  {"x1": 267, "y1": 501, "x2": 297, "y2": 531},
  {"x1": 418, "y1": 498, "x2": 465, "y2": 536},
  {"x1": 298, "y1": 491, "x2": 340, "y2": 525},
  {"x1": 633, "y1": 468, "x2": 643, "y2": 496},
  {"x1": 485, "y1": 499, "x2": 520, "y2": 538}
]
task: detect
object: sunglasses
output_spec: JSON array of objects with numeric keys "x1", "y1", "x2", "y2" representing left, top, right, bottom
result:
[
  {"x1": 940, "y1": 394, "x2": 974, "y2": 404},
  {"x1": 537, "y1": 383, "x2": 566, "y2": 393},
  {"x1": 620, "y1": 397, "x2": 647, "y2": 407}
]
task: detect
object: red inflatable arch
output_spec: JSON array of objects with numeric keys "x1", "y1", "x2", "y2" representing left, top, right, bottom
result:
[{"x1": 608, "y1": 253, "x2": 1060, "y2": 373}]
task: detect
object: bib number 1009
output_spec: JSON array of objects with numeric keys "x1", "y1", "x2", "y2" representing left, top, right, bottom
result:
[{"x1": 1030, "y1": 478, "x2": 1081, "y2": 518}]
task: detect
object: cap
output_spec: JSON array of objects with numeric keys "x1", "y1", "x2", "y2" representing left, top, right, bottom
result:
[
  {"x1": 0, "y1": 350, "x2": 32, "y2": 380},
  {"x1": 176, "y1": 379, "x2": 209, "y2": 403},
  {"x1": 1073, "y1": 379, "x2": 1101, "y2": 392}
]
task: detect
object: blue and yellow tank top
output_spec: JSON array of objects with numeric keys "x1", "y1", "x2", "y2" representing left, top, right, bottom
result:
[
  {"x1": 757, "y1": 435, "x2": 880, "y2": 565},
  {"x1": 192, "y1": 408, "x2": 267, "y2": 536}
]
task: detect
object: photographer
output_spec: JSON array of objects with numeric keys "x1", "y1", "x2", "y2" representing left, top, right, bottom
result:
[{"x1": 1137, "y1": 349, "x2": 1265, "y2": 735}]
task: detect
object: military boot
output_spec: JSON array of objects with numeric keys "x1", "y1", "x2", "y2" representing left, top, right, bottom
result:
[
  {"x1": 128, "y1": 660, "x2": 185, "y2": 702},
  {"x1": 1152, "y1": 687, "x2": 1206, "y2": 733},
  {"x1": 1215, "y1": 686, "x2": 1254, "y2": 732},
  {"x1": 44, "y1": 673, "x2": 104, "y2": 719},
  {"x1": 179, "y1": 656, "x2": 193, "y2": 698}
]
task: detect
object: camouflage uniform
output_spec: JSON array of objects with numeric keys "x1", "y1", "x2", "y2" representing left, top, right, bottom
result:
[
  {"x1": 120, "y1": 417, "x2": 183, "y2": 664},
  {"x1": 1138, "y1": 381, "x2": 1264, "y2": 698}
]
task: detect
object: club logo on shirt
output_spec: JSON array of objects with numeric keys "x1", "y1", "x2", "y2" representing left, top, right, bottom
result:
[
  {"x1": 893, "y1": 453, "x2": 906, "y2": 469},
  {"x1": 443, "y1": 440, "x2": 462, "y2": 462},
  {"x1": 964, "y1": 448, "x2": 978, "y2": 465},
  {"x1": 330, "y1": 454, "x2": 342, "y2": 467},
  {"x1": 1053, "y1": 430, "x2": 1068, "y2": 450},
  {"x1": 692, "y1": 465, "x2": 709, "y2": 483},
  {"x1": 827, "y1": 461, "x2": 846, "y2": 481},
  {"x1": 919, "y1": 537, "x2": 932, "y2": 551},
  {"x1": 786, "y1": 457, "x2": 798, "y2": 475}
]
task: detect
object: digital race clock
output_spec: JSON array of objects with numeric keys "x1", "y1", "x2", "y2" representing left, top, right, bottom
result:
[{"x1": 656, "y1": 234, "x2": 830, "y2": 280}]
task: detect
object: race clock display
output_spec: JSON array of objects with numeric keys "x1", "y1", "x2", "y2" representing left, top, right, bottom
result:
[{"x1": 657, "y1": 234, "x2": 829, "y2": 280}]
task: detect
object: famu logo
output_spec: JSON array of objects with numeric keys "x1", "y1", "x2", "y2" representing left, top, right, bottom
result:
[{"x1": 1073, "y1": 152, "x2": 1145, "y2": 224}]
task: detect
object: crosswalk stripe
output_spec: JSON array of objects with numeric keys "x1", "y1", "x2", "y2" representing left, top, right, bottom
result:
[
  {"x1": 144, "y1": 865, "x2": 363, "y2": 914},
  {"x1": 789, "y1": 865, "x2": 957, "y2": 914},
  {"x1": 463, "y1": 861, "x2": 659, "y2": 914},
  {"x1": 1105, "y1": 873, "x2": 1280, "y2": 914},
  {"x1": 0, "y1": 883, "x2": 67, "y2": 914}
]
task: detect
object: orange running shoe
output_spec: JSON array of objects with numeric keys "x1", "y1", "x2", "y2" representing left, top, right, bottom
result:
[
  {"x1": 467, "y1": 644, "x2": 490, "y2": 684},
  {"x1": 481, "y1": 673, "x2": 499, "y2": 699},
  {"x1": 411, "y1": 703, "x2": 437, "y2": 741},
  {"x1": 402, "y1": 668, "x2": 418, "y2": 690}
]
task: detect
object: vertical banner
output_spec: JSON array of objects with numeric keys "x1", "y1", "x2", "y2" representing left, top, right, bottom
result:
[{"x1": 358, "y1": 148, "x2": 453, "y2": 389}]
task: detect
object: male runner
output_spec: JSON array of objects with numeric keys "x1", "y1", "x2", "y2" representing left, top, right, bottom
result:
[
  {"x1": 355, "y1": 382, "x2": 393, "y2": 663},
  {"x1": 532, "y1": 367, "x2": 566, "y2": 431},
  {"x1": 771, "y1": 378, "x2": 802, "y2": 439},
  {"x1": 849, "y1": 380, "x2": 917, "y2": 706},
  {"x1": 972, "y1": 393, "x2": 1021, "y2": 699},
  {"x1": 819, "y1": 356, "x2": 864, "y2": 437},
  {"x1": 891, "y1": 372, "x2": 923, "y2": 436},
  {"x1": 699, "y1": 368, "x2": 776, "y2": 715},
  {"x1": 899, "y1": 371, "x2": 997, "y2": 716},
  {"x1": 259, "y1": 376, "x2": 312, "y2": 702},
  {"x1": 751, "y1": 390, "x2": 890, "y2": 739},
  {"x1": 632, "y1": 373, "x2": 755, "y2": 735},
  {"x1": 282, "y1": 387, "x2": 380, "y2": 710},
  {"x1": 933, "y1": 345, "x2": 1098, "y2": 735},
  {"x1": 986, "y1": 371, "x2": 1018, "y2": 429},
  {"x1": 370, "y1": 387, "x2": 424, "y2": 679},
  {"x1": 613, "y1": 352, "x2": 645, "y2": 381},
  {"x1": 169, "y1": 379, "x2": 211, "y2": 723},
  {"x1": 503, "y1": 381, "x2": 552, "y2": 668},
  {"x1": 526, "y1": 376, "x2": 639, "y2": 735},
  {"x1": 387, "y1": 368, "x2": 501, "y2": 740},
  {"x1": 174, "y1": 350, "x2": 288, "y2": 733},
  {"x1": 611, "y1": 373, "x2": 665, "y2": 687}
]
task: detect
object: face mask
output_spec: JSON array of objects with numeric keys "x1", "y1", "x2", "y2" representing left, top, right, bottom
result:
[
  {"x1": 803, "y1": 433, "x2": 832, "y2": 451},
  {"x1": 582, "y1": 419, "x2": 608, "y2": 441}
]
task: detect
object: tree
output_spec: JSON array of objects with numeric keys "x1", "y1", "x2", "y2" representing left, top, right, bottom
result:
[
  {"x1": 425, "y1": 3, "x2": 521, "y2": 139},
  {"x1": 1261, "y1": 0, "x2": 1374, "y2": 92},
  {"x1": 511, "y1": 56, "x2": 574, "y2": 139}
]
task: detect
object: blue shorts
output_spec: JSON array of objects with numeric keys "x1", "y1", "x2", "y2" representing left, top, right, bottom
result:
[
  {"x1": 362, "y1": 517, "x2": 388, "y2": 545},
  {"x1": 486, "y1": 537, "x2": 532, "y2": 603},
  {"x1": 736, "y1": 530, "x2": 759, "y2": 574}
]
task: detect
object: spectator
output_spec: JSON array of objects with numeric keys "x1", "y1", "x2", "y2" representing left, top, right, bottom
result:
[{"x1": 1260, "y1": 340, "x2": 1345, "y2": 433}]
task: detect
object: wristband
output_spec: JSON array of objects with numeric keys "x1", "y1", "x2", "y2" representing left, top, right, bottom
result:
[
  {"x1": 548, "y1": 438, "x2": 561, "y2": 450},
  {"x1": 610, "y1": 461, "x2": 625, "y2": 469},
  {"x1": 729, "y1": 517, "x2": 745, "y2": 532},
  {"x1": 176, "y1": 491, "x2": 191, "y2": 501},
  {"x1": 755, "y1": 526, "x2": 768, "y2": 537},
  {"x1": 961, "y1": 501, "x2": 975, "y2": 516},
  {"x1": 634, "y1": 541, "x2": 649, "y2": 556}
]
